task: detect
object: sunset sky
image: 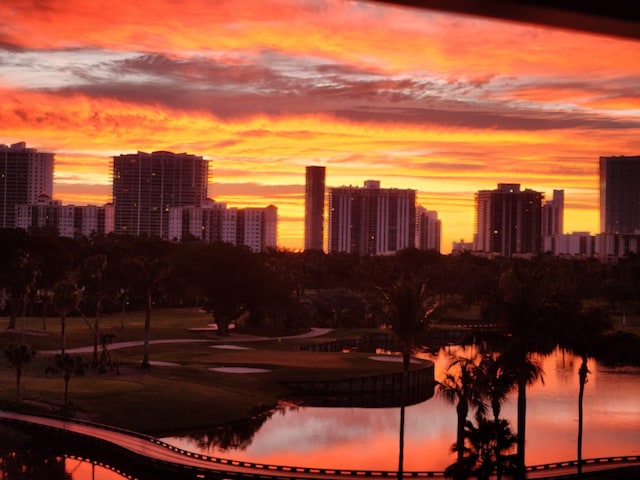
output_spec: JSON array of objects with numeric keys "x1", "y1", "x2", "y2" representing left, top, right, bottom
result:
[{"x1": 2, "y1": 0, "x2": 640, "y2": 251}]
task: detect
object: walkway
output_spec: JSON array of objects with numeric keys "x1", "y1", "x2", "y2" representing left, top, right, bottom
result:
[
  {"x1": 42, "y1": 328, "x2": 334, "y2": 355},
  {"x1": 2, "y1": 410, "x2": 639, "y2": 479}
]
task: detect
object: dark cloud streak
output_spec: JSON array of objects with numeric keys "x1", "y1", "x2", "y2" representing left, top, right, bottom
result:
[{"x1": 8, "y1": 48, "x2": 639, "y2": 132}]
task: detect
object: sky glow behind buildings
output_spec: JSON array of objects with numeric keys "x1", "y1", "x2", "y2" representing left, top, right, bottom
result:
[{"x1": 2, "y1": 0, "x2": 640, "y2": 251}]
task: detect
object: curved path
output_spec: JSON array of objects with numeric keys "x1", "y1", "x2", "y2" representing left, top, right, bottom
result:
[
  {"x1": 2, "y1": 410, "x2": 639, "y2": 479},
  {"x1": 42, "y1": 328, "x2": 334, "y2": 355}
]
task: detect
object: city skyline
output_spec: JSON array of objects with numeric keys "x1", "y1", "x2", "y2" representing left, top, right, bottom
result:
[{"x1": 2, "y1": 0, "x2": 640, "y2": 251}]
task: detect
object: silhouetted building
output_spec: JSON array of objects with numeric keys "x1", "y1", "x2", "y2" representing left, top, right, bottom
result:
[
  {"x1": 600, "y1": 156, "x2": 640, "y2": 234},
  {"x1": 0, "y1": 142, "x2": 54, "y2": 228},
  {"x1": 304, "y1": 166, "x2": 326, "y2": 251},
  {"x1": 474, "y1": 183, "x2": 543, "y2": 257},
  {"x1": 542, "y1": 189, "x2": 564, "y2": 236},
  {"x1": 112, "y1": 150, "x2": 208, "y2": 238},
  {"x1": 328, "y1": 180, "x2": 416, "y2": 255},
  {"x1": 416, "y1": 206, "x2": 441, "y2": 252}
]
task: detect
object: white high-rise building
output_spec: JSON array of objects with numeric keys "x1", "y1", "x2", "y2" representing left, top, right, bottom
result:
[
  {"x1": 474, "y1": 183, "x2": 544, "y2": 257},
  {"x1": 15, "y1": 194, "x2": 114, "y2": 238},
  {"x1": 328, "y1": 180, "x2": 416, "y2": 255},
  {"x1": 0, "y1": 142, "x2": 54, "y2": 228}
]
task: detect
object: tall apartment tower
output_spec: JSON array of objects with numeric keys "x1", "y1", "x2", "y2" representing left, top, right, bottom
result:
[
  {"x1": 416, "y1": 206, "x2": 441, "y2": 252},
  {"x1": 112, "y1": 150, "x2": 208, "y2": 238},
  {"x1": 328, "y1": 180, "x2": 416, "y2": 255},
  {"x1": 542, "y1": 189, "x2": 564, "y2": 236},
  {"x1": 0, "y1": 142, "x2": 54, "y2": 228},
  {"x1": 600, "y1": 156, "x2": 640, "y2": 234},
  {"x1": 474, "y1": 183, "x2": 544, "y2": 257},
  {"x1": 304, "y1": 166, "x2": 326, "y2": 251}
]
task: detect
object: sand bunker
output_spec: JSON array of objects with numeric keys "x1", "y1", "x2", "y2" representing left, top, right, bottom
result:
[
  {"x1": 368, "y1": 355, "x2": 420, "y2": 364},
  {"x1": 210, "y1": 345, "x2": 252, "y2": 350},
  {"x1": 149, "y1": 361, "x2": 181, "y2": 367},
  {"x1": 209, "y1": 367, "x2": 270, "y2": 374}
]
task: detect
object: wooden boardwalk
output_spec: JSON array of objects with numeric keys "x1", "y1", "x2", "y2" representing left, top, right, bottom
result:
[{"x1": 2, "y1": 410, "x2": 639, "y2": 479}]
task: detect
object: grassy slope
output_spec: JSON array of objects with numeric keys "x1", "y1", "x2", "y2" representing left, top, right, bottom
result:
[{"x1": 0, "y1": 308, "x2": 407, "y2": 435}]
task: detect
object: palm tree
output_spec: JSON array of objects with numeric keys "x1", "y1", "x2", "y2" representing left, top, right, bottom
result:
[
  {"x1": 381, "y1": 275, "x2": 437, "y2": 480},
  {"x1": 476, "y1": 353, "x2": 517, "y2": 480},
  {"x1": 557, "y1": 307, "x2": 611, "y2": 478},
  {"x1": 438, "y1": 354, "x2": 485, "y2": 480},
  {"x1": 127, "y1": 254, "x2": 169, "y2": 368},
  {"x1": 486, "y1": 260, "x2": 561, "y2": 478},
  {"x1": 7, "y1": 250, "x2": 39, "y2": 331},
  {"x1": 53, "y1": 279, "x2": 82, "y2": 355},
  {"x1": 83, "y1": 254, "x2": 107, "y2": 366},
  {"x1": 3, "y1": 343, "x2": 36, "y2": 406},
  {"x1": 452, "y1": 416, "x2": 517, "y2": 480},
  {"x1": 46, "y1": 353, "x2": 87, "y2": 409},
  {"x1": 382, "y1": 276, "x2": 438, "y2": 371}
]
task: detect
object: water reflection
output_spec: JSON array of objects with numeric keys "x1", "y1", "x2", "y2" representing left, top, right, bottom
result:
[
  {"x1": 165, "y1": 348, "x2": 640, "y2": 471},
  {"x1": 0, "y1": 429, "x2": 124, "y2": 480},
  {"x1": 0, "y1": 427, "x2": 172, "y2": 480}
]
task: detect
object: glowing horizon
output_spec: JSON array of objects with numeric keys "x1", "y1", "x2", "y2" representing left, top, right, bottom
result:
[{"x1": 2, "y1": 0, "x2": 639, "y2": 251}]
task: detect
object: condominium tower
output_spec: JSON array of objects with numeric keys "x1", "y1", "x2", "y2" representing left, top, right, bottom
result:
[
  {"x1": 328, "y1": 180, "x2": 416, "y2": 255},
  {"x1": 0, "y1": 142, "x2": 54, "y2": 228},
  {"x1": 600, "y1": 156, "x2": 640, "y2": 234},
  {"x1": 304, "y1": 166, "x2": 326, "y2": 251},
  {"x1": 112, "y1": 150, "x2": 208, "y2": 238},
  {"x1": 474, "y1": 183, "x2": 544, "y2": 257}
]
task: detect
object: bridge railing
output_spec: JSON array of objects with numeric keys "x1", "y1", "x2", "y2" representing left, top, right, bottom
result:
[
  {"x1": 526, "y1": 455, "x2": 640, "y2": 472},
  {"x1": 4, "y1": 411, "x2": 640, "y2": 479},
  {"x1": 146, "y1": 436, "x2": 446, "y2": 477}
]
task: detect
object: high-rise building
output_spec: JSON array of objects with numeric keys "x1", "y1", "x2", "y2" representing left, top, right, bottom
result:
[
  {"x1": 416, "y1": 206, "x2": 441, "y2": 252},
  {"x1": 600, "y1": 156, "x2": 640, "y2": 234},
  {"x1": 0, "y1": 142, "x2": 54, "y2": 228},
  {"x1": 328, "y1": 180, "x2": 416, "y2": 255},
  {"x1": 474, "y1": 183, "x2": 544, "y2": 257},
  {"x1": 112, "y1": 150, "x2": 208, "y2": 238},
  {"x1": 304, "y1": 166, "x2": 326, "y2": 251}
]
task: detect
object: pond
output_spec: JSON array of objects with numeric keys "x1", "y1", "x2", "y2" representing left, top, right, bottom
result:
[
  {"x1": 163, "y1": 347, "x2": 640, "y2": 471},
  {"x1": 2, "y1": 347, "x2": 640, "y2": 479}
]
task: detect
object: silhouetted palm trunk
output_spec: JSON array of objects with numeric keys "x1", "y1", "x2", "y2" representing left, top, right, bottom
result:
[
  {"x1": 515, "y1": 377, "x2": 527, "y2": 480},
  {"x1": 63, "y1": 372, "x2": 70, "y2": 406},
  {"x1": 142, "y1": 289, "x2": 152, "y2": 368},
  {"x1": 492, "y1": 401, "x2": 503, "y2": 480},
  {"x1": 454, "y1": 399, "x2": 468, "y2": 480},
  {"x1": 60, "y1": 313, "x2": 66, "y2": 355},
  {"x1": 92, "y1": 291, "x2": 102, "y2": 365},
  {"x1": 398, "y1": 375, "x2": 406, "y2": 480},
  {"x1": 577, "y1": 355, "x2": 588, "y2": 479}
]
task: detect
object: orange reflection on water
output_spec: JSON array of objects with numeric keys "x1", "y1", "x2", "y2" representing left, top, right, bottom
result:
[{"x1": 165, "y1": 348, "x2": 640, "y2": 472}]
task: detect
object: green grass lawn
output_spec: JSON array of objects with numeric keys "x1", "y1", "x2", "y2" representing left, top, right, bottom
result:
[{"x1": 0, "y1": 308, "x2": 409, "y2": 435}]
